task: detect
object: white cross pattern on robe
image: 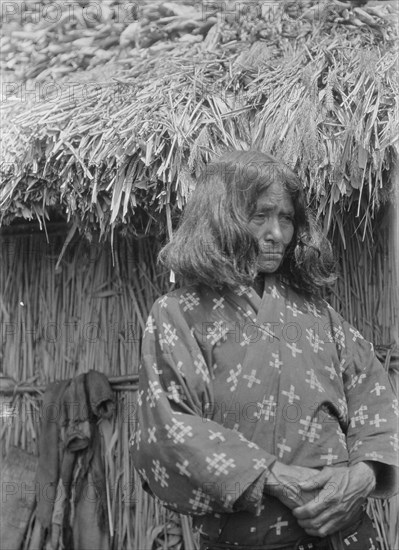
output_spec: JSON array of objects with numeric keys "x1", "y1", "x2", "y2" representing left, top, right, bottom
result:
[
  {"x1": 337, "y1": 398, "x2": 348, "y2": 421},
  {"x1": 365, "y1": 451, "x2": 384, "y2": 460},
  {"x1": 253, "y1": 457, "x2": 268, "y2": 470},
  {"x1": 269, "y1": 352, "x2": 283, "y2": 370},
  {"x1": 223, "y1": 493, "x2": 235, "y2": 506},
  {"x1": 286, "y1": 342, "x2": 303, "y2": 358},
  {"x1": 346, "y1": 373, "x2": 366, "y2": 391},
  {"x1": 160, "y1": 499, "x2": 178, "y2": 511},
  {"x1": 189, "y1": 488, "x2": 212, "y2": 512},
  {"x1": 370, "y1": 382, "x2": 386, "y2": 396},
  {"x1": 158, "y1": 296, "x2": 168, "y2": 308},
  {"x1": 305, "y1": 328, "x2": 324, "y2": 353},
  {"x1": 167, "y1": 381, "x2": 183, "y2": 403},
  {"x1": 305, "y1": 369, "x2": 325, "y2": 393},
  {"x1": 298, "y1": 416, "x2": 322, "y2": 443},
  {"x1": 133, "y1": 428, "x2": 141, "y2": 450},
  {"x1": 151, "y1": 459, "x2": 169, "y2": 487},
  {"x1": 271, "y1": 285, "x2": 280, "y2": 299},
  {"x1": 369, "y1": 414, "x2": 387, "y2": 428},
  {"x1": 238, "y1": 433, "x2": 260, "y2": 449},
  {"x1": 236, "y1": 285, "x2": 250, "y2": 296},
  {"x1": 212, "y1": 297, "x2": 225, "y2": 310},
  {"x1": 242, "y1": 309, "x2": 255, "y2": 321},
  {"x1": 255, "y1": 395, "x2": 276, "y2": 421},
  {"x1": 320, "y1": 448, "x2": 338, "y2": 465},
  {"x1": 287, "y1": 302, "x2": 303, "y2": 317},
  {"x1": 145, "y1": 315, "x2": 156, "y2": 334},
  {"x1": 324, "y1": 364, "x2": 337, "y2": 380},
  {"x1": 350, "y1": 405, "x2": 368, "y2": 427},
  {"x1": 227, "y1": 364, "x2": 242, "y2": 392},
  {"x1": 194, "y1": 354, "x2": 210, "y2": 383},
  {"x1": 240, "y1": 333, "x2": 253, "y2": 347},
  {"x1": 390, "y1": 433, "x2": 399, "y2": 451},
  {"x1": 349, "y1": 327, "x2": 364, "y2": 342},
  {"x1": 255, "y1": 501, "x2": 265, "y2": 517},
  {"x1": 147, "y1": 381, "x2": 162, "y2": 407},
  {"x1": 208, "y1": 430, "x2": 226, "y2": 441},
  {"x1": 176, "y1": 361, "x2": 185, "y2": 376},
  {"x1": 393, "y1": 399, "x2": 399, "y2": 417},
  {"x1": 160, "y1": 322, "x2": 178, "y2": 348},
  {"x1": 176, "y1": 459, "x2": 191, "y2": 477},
  {"x1": 277, "y1": 438, "x2": 292, "y2": 458},
  {"x1": 137, "y1": 389, "x2": 144, "y2": 406},
  {"x1": 282, "y1": 385, "x2": 300, "y2": 404},
  {"x1": 338, "y1": 358, "x2": 346, "y2": 372},
  {"x1": 333, "y1": 325, "x2": 345, "y2": 348},
  {"x1": 206, "y1": 452, "x2": 236, "y2": 476},
  {"x1": 261, "y1": 322, "x2": 277, "y2": 339},
  {"x1": 304, "y1": 300, "x2": 321, "y2": 318},
  {"x1": 243, "y1": 369, "x2": 261, "y2": 388},
  {"x1": 324, "y1": 327, "x2": 334, "y2": 343},
  {"x1": 165, "y1": 417, "x2": 194, "y2": 444},
  {"x1": 148, "y1": 427, "x2": 157, "y2": 443},
  {"x1": 179, "y1": 292, "x2": 200, "y2": 311},
  {"x1": 206, "y1": 320, "x2": 229, "y2": 345},
  {"x1": 138, "y1": 467, "x2": 148, "y2": 482},
  {"x1": 351, "y1": 440, "x2": 363, "y2": 452},
  {"x1": 344, "y1": 532, "x2": 358, "y2": 545},
  {"x1": 336, "y1": 429, "x2": 347, "y2": 449},
  {"x1": 151, "y1": 362, "x2": 163, "y2": 375},
  {"x1": 270, "y1": 517, "x2": 288, "y2": 535}
]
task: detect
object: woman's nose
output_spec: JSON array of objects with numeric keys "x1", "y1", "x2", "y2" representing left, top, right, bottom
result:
[{"x1": 262, "y1": 218, "x2": 282, "y2": 242}]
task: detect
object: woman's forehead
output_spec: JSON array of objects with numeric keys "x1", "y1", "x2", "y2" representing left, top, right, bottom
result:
[{"x1": 255, "y1": 182, "x2": 295, "y2": 210}]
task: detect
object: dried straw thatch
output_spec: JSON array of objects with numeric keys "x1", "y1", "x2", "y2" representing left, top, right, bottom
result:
[{"x1": 1, "y1": 0, "x2": 398, "y2": 242}]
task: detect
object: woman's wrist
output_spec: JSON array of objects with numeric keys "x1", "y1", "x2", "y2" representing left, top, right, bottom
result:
[{"x1": 351, "y1": 461, "x2": 377, "y2": 497}]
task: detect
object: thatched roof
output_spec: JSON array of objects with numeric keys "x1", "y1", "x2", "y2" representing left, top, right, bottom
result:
[{"x1": 1, "y1": 0, "x2": 398, "y2": 240}]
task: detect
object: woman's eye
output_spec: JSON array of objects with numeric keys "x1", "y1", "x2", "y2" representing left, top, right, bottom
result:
[{"x1": 251, "y1": 217, "x2": 265, "y2": 225}]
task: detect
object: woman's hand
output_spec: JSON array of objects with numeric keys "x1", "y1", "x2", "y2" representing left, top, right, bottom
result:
[
  {"x1": 292, "y1": 462, "x2": 376, "y2": 537},
  {"x1": 264, "y1": 461, "x2": 321, "y2": 510}
]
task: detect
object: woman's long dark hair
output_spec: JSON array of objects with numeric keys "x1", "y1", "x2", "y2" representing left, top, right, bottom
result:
[{"x1": 159, "y1": 150, "x2": 336, "y2": 296}]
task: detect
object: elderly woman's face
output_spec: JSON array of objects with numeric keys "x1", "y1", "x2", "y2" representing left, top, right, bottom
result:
[{"x1": 248, "y1": 181, "x2": 295, "y2": 273}]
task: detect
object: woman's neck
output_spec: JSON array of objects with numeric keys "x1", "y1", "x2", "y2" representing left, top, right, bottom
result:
[{"x1": 253, "y1": 273, "x2": 265, "y2": 297}]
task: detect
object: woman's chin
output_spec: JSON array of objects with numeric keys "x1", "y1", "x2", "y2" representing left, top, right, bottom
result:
[{"x1": 257, "y1": 259, "x2": 282, "y2": 273}]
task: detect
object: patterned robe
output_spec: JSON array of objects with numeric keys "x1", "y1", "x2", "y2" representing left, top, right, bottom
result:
[{"x1": 131, "y1": 276, "x2": 398, "y2": 546}]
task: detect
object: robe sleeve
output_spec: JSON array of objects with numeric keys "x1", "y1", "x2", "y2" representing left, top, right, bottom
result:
[
  {"x1": 130, "y1": 295, "x2": 277, "y2": 515},
  {"x1": 342, "y1": 324, "x2": 398, "y2": 498}
]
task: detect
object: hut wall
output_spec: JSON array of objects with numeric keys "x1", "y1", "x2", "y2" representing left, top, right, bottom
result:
[
  {"x1": 328, "y1": 203, "x2": 398, "y2": 347},
  {"x1": 0, "y1": 233, "x2": 175, "y2": 549},
  {"x1": 0, "y1": 232, "x2": 170, "y2": 451}
]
